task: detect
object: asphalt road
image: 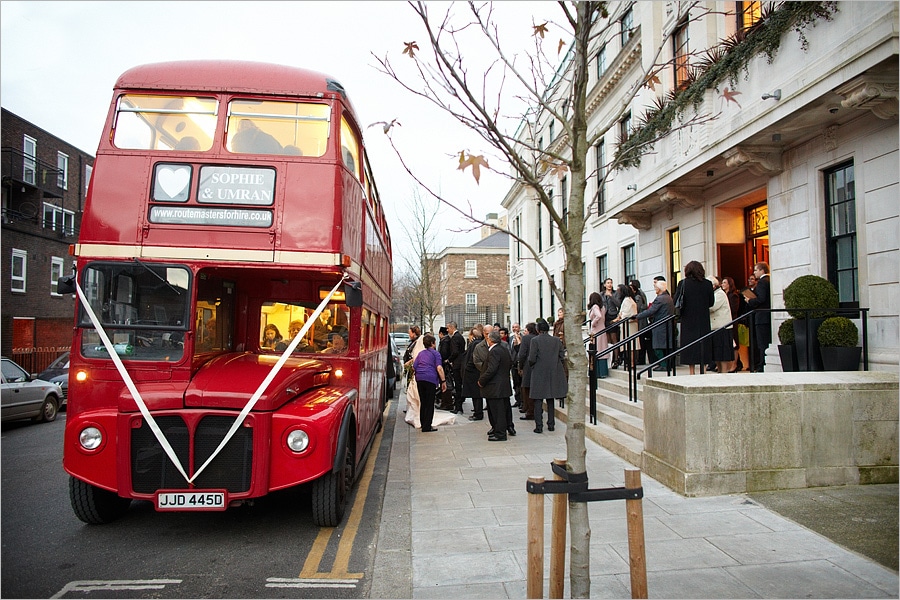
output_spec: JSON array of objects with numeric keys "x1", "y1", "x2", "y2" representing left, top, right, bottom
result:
[{"x1": 1, "y1": 402, "x2": 396, "y2": 599}]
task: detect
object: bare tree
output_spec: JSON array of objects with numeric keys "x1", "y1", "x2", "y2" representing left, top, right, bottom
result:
[
  {"x1": 373, "y1": 2, "x2": 714, "y2": 595},
  {"x1": 397, "y1": 188, "x2": 446, "y2": 333}
]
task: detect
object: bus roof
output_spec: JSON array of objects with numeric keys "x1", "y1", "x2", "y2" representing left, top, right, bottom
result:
[{"x1": 115, "y1": 60, "x2": 353, "y2": 108}]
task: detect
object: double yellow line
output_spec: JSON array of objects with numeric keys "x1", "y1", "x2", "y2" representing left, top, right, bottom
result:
[{"x1": 299, "y1": 401, "x2": 390, "y2": 579}]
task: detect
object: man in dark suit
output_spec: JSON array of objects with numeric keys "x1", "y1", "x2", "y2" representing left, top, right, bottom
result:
[
  {"x1": 517, "y1": 322, "x2": 537, "y2": 420},
  {"x1": 478, "y1": 331, "x2": 513, "y2": 442},
  {"x1": 745, "y1": 262, "x2": 772, "y2": 372},
  {"x1": 447, "y1": 321, "x2": 466, "y2": 413}
]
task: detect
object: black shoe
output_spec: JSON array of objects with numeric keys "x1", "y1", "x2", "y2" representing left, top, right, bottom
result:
[
  {"x1": 518, "y1": 408, "x2": 526, "y2": 413},
  {"x1": 507, "y1": 428, "x2": 516, "y2": 436},
  {"x1": 421, "y1": 427, "x2": 438, "y2": 433},
  {"x1": 487, "y1": 429, "x2": 495, "y2": 436},
  {"x1": 533, "y1": 427, "x2": 543, "y2": 434},
  {"x1": 547, "y1": 425, "x2": 555, "y2": 432},
  {"x1": 653, "y1": 366, "x2": 667, "y2": 372},
  {"x1": 519, "y1": 415, "x2": 532, "y2": 420},
  {"x1": 488, "y1": 434, "x2": 507, "y2": 442},
  {"x1": 468, "y1": 415, "x2": 483, "y2": 421}
]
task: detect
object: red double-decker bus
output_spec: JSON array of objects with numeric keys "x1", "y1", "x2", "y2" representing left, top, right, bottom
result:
[{"x1": 59, "y1": 61, "x2": 392, "y2": 526}]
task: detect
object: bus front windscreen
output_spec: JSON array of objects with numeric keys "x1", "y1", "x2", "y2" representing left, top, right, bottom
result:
[{"x1": 78, "y1": 262, "x2": 190, "y2": 362}]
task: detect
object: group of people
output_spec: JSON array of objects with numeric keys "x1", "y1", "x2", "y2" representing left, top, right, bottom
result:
[
  {"x1": 586, "y1": 261, "x2": 771, "y2": 375},
  {"x1": 260, "y1": 308, "x2": 348, "y2": 354},
  {"x1": 402, "y1": 319, "x2": 569, "y2": 441}
]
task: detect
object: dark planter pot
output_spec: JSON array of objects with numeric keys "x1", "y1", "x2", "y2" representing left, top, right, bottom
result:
[
  {"x1": 794, "y1": 318, "x2": 825, "y2": 371},
  {"x1": 778, "y1": 345, "x2": 798, "y2": 372},
  {"x1": 821, "y1": 346, "x2": 862, "y2": 371}
]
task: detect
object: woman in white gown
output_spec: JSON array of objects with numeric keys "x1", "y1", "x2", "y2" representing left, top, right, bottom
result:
[{"x1": 404, "y1": 334, "x2": 456, "y2": 428}]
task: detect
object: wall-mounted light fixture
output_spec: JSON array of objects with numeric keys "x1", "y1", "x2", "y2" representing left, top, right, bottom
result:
[
  {"x1": 761, "y1": 89, "x2": 781, "y2": 101},
  {"x1": 627, "y1": 184, "x2": 637, "y2": 191}
]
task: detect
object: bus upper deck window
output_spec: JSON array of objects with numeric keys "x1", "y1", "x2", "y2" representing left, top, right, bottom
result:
[
  {"x1": 227, "y1": 100, "x2": 330, "y2": 157},
  {"x1": 113, "y1": 95, "x2": 217, "y2": 151},
  {"x1": 340, "y1": 116, "x2": 360, "y2": 181}
]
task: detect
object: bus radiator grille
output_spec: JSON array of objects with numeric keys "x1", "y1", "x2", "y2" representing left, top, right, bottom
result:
[{"x1": 130, "y1": 415, "x2": 253, "y2": 494}]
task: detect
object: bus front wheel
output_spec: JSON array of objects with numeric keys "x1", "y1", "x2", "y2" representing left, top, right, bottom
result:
[
  {"x1": 311, "y1": 443, "x2": 354, "y2": 527},
  {"x1": 69, "y1": 477, "x2": 131, "y2": 524}
]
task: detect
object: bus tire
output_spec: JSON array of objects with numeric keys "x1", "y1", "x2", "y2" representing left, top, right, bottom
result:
[
  {"x1": 69, "y1": 477, "x2": 131, "y2": 524},
  {"x1": 311, "y1": 441, "x2": 353, "y2": 527}
]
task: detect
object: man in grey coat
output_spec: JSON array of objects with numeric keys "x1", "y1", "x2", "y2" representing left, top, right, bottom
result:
[{"x1": 527, "y1": 321, "x2": 568, "y2": 433}]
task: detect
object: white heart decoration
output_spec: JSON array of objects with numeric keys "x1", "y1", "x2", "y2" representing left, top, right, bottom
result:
[{"x1": 157, "y1": 166, "x2": 190, "y2": 198}]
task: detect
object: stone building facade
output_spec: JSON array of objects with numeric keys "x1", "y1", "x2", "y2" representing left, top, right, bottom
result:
[{"x1": 502, "y1": 1, "x2": 898, "y2": 371}]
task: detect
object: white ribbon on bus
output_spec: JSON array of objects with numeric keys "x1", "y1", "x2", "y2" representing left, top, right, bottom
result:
[{"x1": 75, "y1": 273, "x2": 349, "y2": 485}]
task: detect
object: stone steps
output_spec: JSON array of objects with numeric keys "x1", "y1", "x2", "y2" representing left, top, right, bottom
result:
[{"x1": 555, "y1": 367, "x2": 646, "y2": 467}]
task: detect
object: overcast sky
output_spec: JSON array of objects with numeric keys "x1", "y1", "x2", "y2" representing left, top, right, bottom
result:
[{"x1": 1, "y1": 1, "x2": 560, "y2": 266}]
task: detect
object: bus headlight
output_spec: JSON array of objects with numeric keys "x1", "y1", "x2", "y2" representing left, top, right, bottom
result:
[
  {"x1": 286, "y1": 429, "x2": 309, "y2": 453},
  {"x1": 79, "y1": 427, "x2": 103, "y2": 450}
]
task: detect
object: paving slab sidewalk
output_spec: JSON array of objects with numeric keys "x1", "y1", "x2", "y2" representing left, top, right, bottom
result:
[{"x1": 370, "y1": 393, "x2": 899, "y2": 599}]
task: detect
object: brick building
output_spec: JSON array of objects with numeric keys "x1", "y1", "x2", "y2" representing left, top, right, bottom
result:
[
  {"x1": 437, "y1": 214, "x2": 510, "y2": 330},
  {"x1": 2, "y1": 107, "x2": 94, "y2": 368}
]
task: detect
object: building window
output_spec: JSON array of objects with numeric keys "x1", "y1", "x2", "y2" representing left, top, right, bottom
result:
[
  {"x1": 673, "y1": 19, "x2": 690, "y2": 91},
  {"x1": 550, "y1": 275, "x2": 556, "y2": 318},
  {"x1": 547, "y1": 187, "x2": 555, "y2": 246},
  {"x1": 538, "y1": 280, "x2": 544, "y2": 319},
  {"x1": 465, "y1": 293, "x2": 478, "y2": 313},
  {"x1": 441, "y1": 261, "x2": 447, "y2": 280},
  {"x1": 668, "y1": 228, "x2": 682, "y2": 287},
  {"x1": 11, "y1": 248, "x2": 27, "y2": 293},
  {"x1": 514, "y1": 215, "x2": 521, "y2": 261},
  {"x1": 57, "y1": 152, "x2": 69, "y2": 190},
  {"x1": 623, "y1": 244, "x2": 636, "y2": 284},
  {"x1": 549, "y1": 120, "x2": 555, "y2": 143},
  {"x1": 465, "y1": 259, "x2": 478, "y2": 278},
  {"x1": 738, "y1": 1, "x2": 762, "y2": 30},
  {"x1": 825, "y1": 161, "x2": 858, "y2": 306},
  {"x1": 51, "y1": 257, "x2": 65, "y2": 296},
  {"x1": 561, "y1": 176, "x2": 568, "y2": 227},
  {"x1": 597, "y1": 254, "x2": 608, "y2": 285},
  {"x1": 537, "y1": 202, "x2": 543, "y2": 253},
  {"x1": 596, "y1": 139, "x2": 606, "y2": 215},
  {"x1": 596, "y1": 43, "x2": 608, "y2": 79},
  {"x1": 23, "y1": 136, "x2": 36, "y2": 185},
  {"x1": 515, "y1": 285, "x2": 522, "y2": 325},
  {"x1": 619, "y1": 111, "x2": 632, "y2": 143},
  {"x1": 43, "y1": 203, "x2": 75, "y2": 236},
  {"x1": 538, "y1": 136, "x2": 544, "y2": 151},
  {"x1": 85, "y1": 164, "x2": 93, "y2": 195},
  {"x1": 620, "y1": 5, "x2": 634, "y2": 46}
]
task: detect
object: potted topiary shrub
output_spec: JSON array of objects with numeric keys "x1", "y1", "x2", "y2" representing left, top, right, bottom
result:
[
  {"x1": 782, "y1": 275, "x2": 839, "y2": 371},
  {"x1": 777, "y1": 318, "x2": 797, "y2": 372},
  {"x1": 817, "y1": 316, "x2": 861, "y2": 371}
]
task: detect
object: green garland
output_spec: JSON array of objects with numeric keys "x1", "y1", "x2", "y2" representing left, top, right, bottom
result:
[{"x1": 614, "y1": 1, "x2": 837, "y2": 169}]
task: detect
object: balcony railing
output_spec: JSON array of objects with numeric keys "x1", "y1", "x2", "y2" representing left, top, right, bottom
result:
[{"x1": 1, "y1": 147, "x2": 63, "y2": 198}]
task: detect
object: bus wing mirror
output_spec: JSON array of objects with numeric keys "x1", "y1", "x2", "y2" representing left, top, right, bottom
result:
[
  {"x1": 58, "y1": 275, "x2": 77, "y2": 295},
  {"x1": 344, "y1": 281, "x2": 362, "y2": 307}
]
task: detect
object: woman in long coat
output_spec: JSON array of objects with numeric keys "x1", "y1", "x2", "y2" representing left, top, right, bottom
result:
[{"x1": 678, "y1": 260, "x2": 715, "y2": 374}]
